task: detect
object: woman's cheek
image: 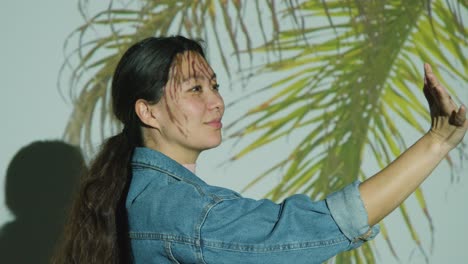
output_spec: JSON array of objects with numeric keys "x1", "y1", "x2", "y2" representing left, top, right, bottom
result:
[{"x1": 184, "y1": 98, "x2": 205, "y2": 116}]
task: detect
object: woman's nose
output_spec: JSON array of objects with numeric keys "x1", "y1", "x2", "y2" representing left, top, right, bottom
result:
[{"x1": 208, "y1": 90, "x2": 224, "y2": 113}]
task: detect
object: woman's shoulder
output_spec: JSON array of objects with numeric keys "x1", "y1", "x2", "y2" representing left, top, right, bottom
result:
[
  {"x1": 130, "y1": 147, "x2": 242, "y2": 202},
  {"x1": 129, "y1": 161, "x2": 241, "y2": 206},
  {"x1": 126, "y1": 159, "x2": 243, "y2": 237}
]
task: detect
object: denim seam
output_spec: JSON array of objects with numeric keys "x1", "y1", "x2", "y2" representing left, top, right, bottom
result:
[
  {"x1": 128, "y1": 231, "x2": 348, "y2": 253},
  {"x1": 132, "y1": 162, "x2": 241, "y2": 201},
  {"x1": 129, "y1": 178, "x2": 154, "y2": 205},
  {"x1": 198, "y1": 198, "x2": 348, "y2": 253},
  {"x1": 131, "y1": 162, "x2": 207, "y2": 196},
  {"x1": 200, "y1": 236, "x2": 348, "y2": 253},
  {"x1": 164, "y1": 241, "x2": 181, "y2": 264},
  {"x1": 196, "y1": 199, "x2": 220, "y2": 264},
  {"x1": 129, "y1": 232, "x2": 197, "y2": 246}
]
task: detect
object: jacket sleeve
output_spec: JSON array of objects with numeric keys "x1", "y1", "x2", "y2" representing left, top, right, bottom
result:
[{"x1": 199, "y1": 181, "x2": 379, "y2": 264}]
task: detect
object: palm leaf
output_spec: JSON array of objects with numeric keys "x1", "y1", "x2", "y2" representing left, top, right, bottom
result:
[
  {"x1": 62, "y1": 0, "x2": 466, "y2": 263},
  {"x1": 61, "y1": 0, "x2": 279, "y2": 155},
  {"x1": 226, "y1": 1, "x2": 466, "y2": 263}
]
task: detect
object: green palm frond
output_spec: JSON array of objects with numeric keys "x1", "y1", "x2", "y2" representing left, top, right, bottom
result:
[
  {"x1": 61, "y1": 0, "x2": 280, "y2": 154},
  {"x1": 226, "y1": 1, "x2": 466, "y2": 263},
  {"x1": 62, "y1": 0, "x2": 466, "y2": 263}
]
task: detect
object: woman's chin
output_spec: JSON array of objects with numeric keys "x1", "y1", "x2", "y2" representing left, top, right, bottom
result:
[{"x1": 202, "y1": 138, "x2": 222, "y2": 150}]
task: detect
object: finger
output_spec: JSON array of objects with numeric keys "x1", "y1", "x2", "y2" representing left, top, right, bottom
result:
[
  {"x1": 425, "y1": 65, "x2": 441, "y2": 92},
  {"x1": 423, "y1": 85, "x2": 436, "y2": 114},
  {"x1": 433, "y1": 83, "x2": 459, "y2": 115},
  {"x1": 424, "y1": 63, "x2": 440, "y2": 105},
  {"x1": 423, "y1": 85, "x2": 433, "y2": 105},
  {"x1": 424, "y1": 63, "x2": 457, "y2": 114},
  {"x1": 453, "y1": 105, "x2": 467, "y2": 126},
  {"x1": 449, "y1": 105, "x2": 466, "y2": 126},
  {"x1": 424, "y1": 62, "x2": 432, "y2": 74},
  {"x1": 425, "y1": 67, "x2": 451, "y2": 105},
  {"x1": 423, "y1": 64, "x2": 429, "y2": 86},
  {"x1": 459, "y1": 104, "x2": 467, "y2": 118},
  {"x1": 423, "y1": 65, "x2": 440, "y2": 116},
  {"x1": 461, "y1": 105, "x2": 468, "y2": 128},
  {"x1": 424, "y1": 63, "x2": 436, "y2": 86}
]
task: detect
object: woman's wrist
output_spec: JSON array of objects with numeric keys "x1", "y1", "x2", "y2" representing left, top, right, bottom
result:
[{"x1": 424, "y1": 130, "x2": 454, "y2": 155}]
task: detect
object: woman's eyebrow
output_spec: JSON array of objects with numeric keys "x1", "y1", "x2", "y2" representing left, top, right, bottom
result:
[{"x1": 183, "y1": 73, "x2": 217, "y2": 83}]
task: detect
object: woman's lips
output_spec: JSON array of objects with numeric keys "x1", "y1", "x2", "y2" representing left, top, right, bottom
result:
[{"x1": 206, "y1": 120, "x2": 223, "y2": 129}]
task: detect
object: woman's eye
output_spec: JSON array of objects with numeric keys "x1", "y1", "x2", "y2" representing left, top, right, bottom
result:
[
  {"x1": 191, "y1": 85, "x2": 202, "y2": 92},
  {"x1": 212, "y1": 84, "x2": 219, "y2": 91}
]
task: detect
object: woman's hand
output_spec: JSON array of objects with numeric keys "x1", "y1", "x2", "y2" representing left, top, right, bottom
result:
[
  {"x1": 360, "y1": 63, "x2": 467, "y2": 226},
  {"x1": 423, "y1": 63, "x2": 468, "y2": 149}
]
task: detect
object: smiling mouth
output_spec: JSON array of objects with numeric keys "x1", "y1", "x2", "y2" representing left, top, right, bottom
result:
[{"x1": 206, "y1": 120, "x2": 223, "y2": 129}]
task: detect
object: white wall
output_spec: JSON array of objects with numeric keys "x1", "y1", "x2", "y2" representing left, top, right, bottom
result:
[{"x1": 1, "y1": 1, "x2": 467, "y2": 263}]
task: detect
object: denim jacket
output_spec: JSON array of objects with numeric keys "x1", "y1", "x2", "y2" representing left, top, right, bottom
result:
[{"x1": 126, "y1": 147, "x2": 379, "y2": 264}]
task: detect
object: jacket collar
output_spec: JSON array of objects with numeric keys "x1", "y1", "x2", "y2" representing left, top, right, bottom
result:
[{"x1": 131, "y1": 147, "x2": 206, "y2": 185}]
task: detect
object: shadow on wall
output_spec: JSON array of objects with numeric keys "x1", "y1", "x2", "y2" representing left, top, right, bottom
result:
[{"x1": 0, "y1": 140, "x2": 86, "y2": 264}]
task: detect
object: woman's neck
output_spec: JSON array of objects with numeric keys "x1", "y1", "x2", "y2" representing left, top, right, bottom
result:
[
  {"x1": 144, "y1": 139, "x2": 200, "y2": 164},
  {"x1": 182, "y1": 164, "x2": 196, "y2": 173}
]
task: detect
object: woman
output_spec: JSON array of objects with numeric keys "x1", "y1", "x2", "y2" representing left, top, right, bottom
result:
[{"x1": 53, "y1": 36, "x2": 467, "y2": 263}]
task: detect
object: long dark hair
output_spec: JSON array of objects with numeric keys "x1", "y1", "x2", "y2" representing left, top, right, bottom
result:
[{"x1": 53, "y1": 36, "x2": 205, "y2": 263}]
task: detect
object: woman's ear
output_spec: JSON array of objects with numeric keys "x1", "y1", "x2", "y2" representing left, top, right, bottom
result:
[{"x1": 134, "y1": 99, "x2": 160, "y2": 129}]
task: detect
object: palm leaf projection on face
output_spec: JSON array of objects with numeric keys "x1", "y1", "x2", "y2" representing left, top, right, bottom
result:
[{"x1": 158, "y1": 51, "x2": 224, "y2": 151}]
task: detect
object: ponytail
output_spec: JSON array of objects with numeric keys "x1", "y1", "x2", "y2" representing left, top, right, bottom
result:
[
  {"x1": 53, "y1": 130, "x2": 135, "y2": 263},
  {"x1": 53, "y1": 36, "x2": 207, "y2": 264}
]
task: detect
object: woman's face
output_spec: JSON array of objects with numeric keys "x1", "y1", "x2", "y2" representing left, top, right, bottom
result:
[{"x1": 152, "y1": 51, "x2": 224, "y2": 161}]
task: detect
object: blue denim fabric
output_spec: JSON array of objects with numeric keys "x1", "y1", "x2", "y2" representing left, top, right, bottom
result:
[{"x1": 126, "y1": 147, "x2": 379, "y2": 263}]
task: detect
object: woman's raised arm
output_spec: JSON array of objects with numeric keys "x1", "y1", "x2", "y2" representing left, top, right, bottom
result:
[{"x1": 359, "y1": 63, "x2": 468, "y2": 226}]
